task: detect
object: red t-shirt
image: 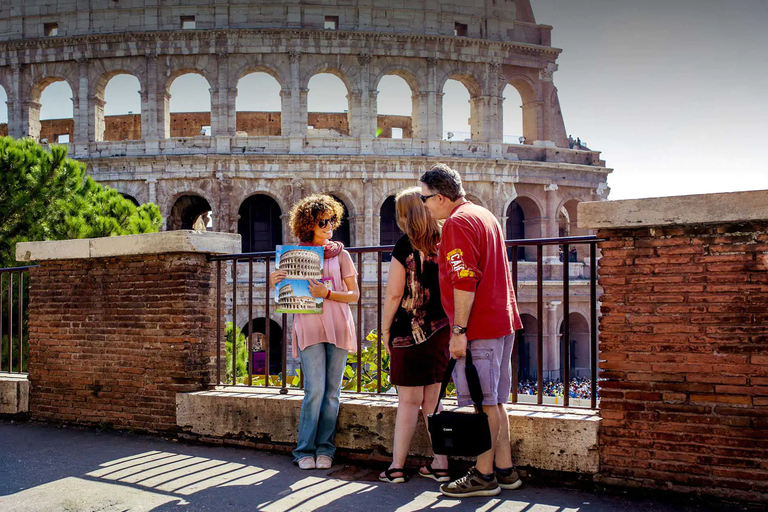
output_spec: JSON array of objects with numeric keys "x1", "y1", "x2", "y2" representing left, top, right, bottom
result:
[{"x1": 438, "y1": 201, "x2": 523, "y2": 340}]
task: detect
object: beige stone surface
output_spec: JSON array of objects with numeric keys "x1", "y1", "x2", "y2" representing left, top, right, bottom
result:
[
  {"x1": 16, "y1": 231, "x2": 241, "y2": 261},
  {"x1": 177, "y1": 387, "x2": 600, "y2": 473},
  {"x1": 578, "y1": 189, "x2": 768, "y2": 229},
  {"x1": 0, "y1": 373, "x2": 29, "y2": 414}
]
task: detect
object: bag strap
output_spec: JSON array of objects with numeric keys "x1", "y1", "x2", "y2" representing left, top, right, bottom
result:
[{"x1": 433, "y1": 348, "x2": 485, "y2": 415}]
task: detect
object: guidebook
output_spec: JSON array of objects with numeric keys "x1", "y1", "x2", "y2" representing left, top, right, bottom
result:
[{"x1": 274, "y1": 245, "x2": 326, "y2": 314}]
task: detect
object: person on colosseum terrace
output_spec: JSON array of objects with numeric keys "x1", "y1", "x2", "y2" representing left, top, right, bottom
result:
[
  {"x1": 419, "y1": 164, "x2": 524, "y2": 498},
  {"x1": 378, "y1": 187, "x2": 451, "y2": 484},
  {"x1": 270, "y1": 194, "x2": 359, "y2": 471}
]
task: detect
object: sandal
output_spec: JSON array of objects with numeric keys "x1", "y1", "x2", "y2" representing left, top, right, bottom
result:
[
  {"x1": 378, "y1": 467, "x2": 407, "y2": 484},
  {"x1": 419, "y1": 464, "x2": 450, "y2": 482}
]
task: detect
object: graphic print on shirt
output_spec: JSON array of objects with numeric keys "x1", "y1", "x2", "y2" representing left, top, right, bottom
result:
[
  {"x1": 392, "y1": 252, "x2": 430, "y2": 347},
  {"x1": 446, "y1": 248, "x2": 474, "y2": 279}
]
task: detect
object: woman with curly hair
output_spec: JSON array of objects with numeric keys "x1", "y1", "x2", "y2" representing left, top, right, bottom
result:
[
  {"x1": 270, "y1": 194, "x2": 359, "y2": 471},
  {"x1": 378, "y1": 187, "x2": 451, "y2": 484}
]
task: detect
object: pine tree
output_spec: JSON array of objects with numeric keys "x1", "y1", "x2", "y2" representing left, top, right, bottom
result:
[{"x1": 0, "y1": 136, "x2": 162, "y2": 267}]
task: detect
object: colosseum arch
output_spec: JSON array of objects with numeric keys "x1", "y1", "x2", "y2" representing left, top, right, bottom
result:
[
  {"x1": 558, "y1": 196, "x2": 586, "y2": 260},
  {"x1": 504, "y1": 73, "x2": 541, "y2": 145},
  {"x1": 518, "y1": 313, "x2": 538, "y2": 382},
  {"x1": 238, "y1": 193, "x2": 283, "y2": 253},
  {"x1": 168, "y1": 194, "x2": 212, "y2": 231},
  {"x1": 506, "y1": 195, "x2": 543, "y2": 261},
  {"x1": 559, "y1": 312, "x2": 591, "y2": 380},
  {"x1": 0, "y1": 85, "x2": 8, "y2": 135},
  {"x1": 306, "y1": 71, "x2": 352, "y2": 138},
  {"x1": 438, "y1": 70, "x2": 483, "y2": 141},
  {"x1": 235, "y1": 68, "x2": 283, "y2": 137},
  {"x1": 28, "y1": 74, "x2": 77, "y2": 143},
  {"x1": 91, "y1": 57, "x2": 147, "y2": 141},
  {"x1": 98, "y1": 73, "x2": 143, "y2": 142},
  {"x1": 326, "y1": 192, "x2": 356, "y2": 247},
  {"x1": 163, "y1": 67, "x2": 215, "y2": 139},
  {"x1": 241, "y1": 317, "x2": 284, "y2": 376}
]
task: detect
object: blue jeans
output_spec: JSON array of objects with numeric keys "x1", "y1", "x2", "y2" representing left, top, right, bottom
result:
[{"x1": 293, "y1": 342, "x2": 348, "y2": 461}]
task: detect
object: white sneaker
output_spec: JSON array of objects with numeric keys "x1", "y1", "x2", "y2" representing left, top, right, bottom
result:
[
  {"x1": 297, "y1": 456, "x2": 316, "y2": 470},
  {"x1": 316, "y1": 455, "x2": 333, "y2": 469}
]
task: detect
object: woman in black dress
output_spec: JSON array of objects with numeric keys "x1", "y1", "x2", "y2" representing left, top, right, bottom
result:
[{"x1": 378, "y1": 187, "x2": 450, "y2": 484}]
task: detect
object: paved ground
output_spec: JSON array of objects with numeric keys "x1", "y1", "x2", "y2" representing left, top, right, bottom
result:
[{"x1": 0, "y1": 421, "x2": 755, "y2": 512}]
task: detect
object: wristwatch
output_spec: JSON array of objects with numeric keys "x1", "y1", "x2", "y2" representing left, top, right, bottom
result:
[{"x1": 452, "y1": 325, "x2": 467, "y2": 336}]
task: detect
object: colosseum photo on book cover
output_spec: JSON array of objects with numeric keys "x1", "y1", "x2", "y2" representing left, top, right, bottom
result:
[{"x1": 274, "y1": 245, "x2": 325, "y2": 314}]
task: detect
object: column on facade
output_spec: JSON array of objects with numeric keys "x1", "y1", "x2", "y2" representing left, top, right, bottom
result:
[
  {"x1": 7, "y1": 64, "x2": 24, "y2": 139},
  {"x1": 543, "y1": 184, "x2": 559, "y2": 262},
  {"x1": 363, "y1": 177, "x2": 374, "y2": 246},
  {"x1": 141, "y1": 53, "x2": 160, "y2": 141},
  {"x1": 284, "y1": 51, "x2": 305, "y2": 153},
  {"x1": 413, "y1": 57, "x2": 441, "y2": 154},
  {"x1": 521, "y1": 99, "x2": 544, "y2": 144},
  {"x1": 545, "y1": 300, "x2": 561, "y2": 381},
  {"x1": 211, "y1": 53, "x2": 236, "y2": 139},
  {"x1": 73, "y1": 57, "x2": 90, "y2": 147}
]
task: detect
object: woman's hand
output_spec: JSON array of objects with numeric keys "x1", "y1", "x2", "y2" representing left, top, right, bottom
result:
[
  {"x1": 270, "y1": 270, "x2": 287, "y2": 288},
  {"x1": 382, "y1": 330, "x2": 391, "y2": 356},
  {"x1": 308, "y1": 279, "x2": 329, "y2": 298}
]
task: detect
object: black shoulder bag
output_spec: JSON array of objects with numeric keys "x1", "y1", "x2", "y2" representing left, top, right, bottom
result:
[{"x1": 427, "y1": 350, "x2": 493, "y2": 457}]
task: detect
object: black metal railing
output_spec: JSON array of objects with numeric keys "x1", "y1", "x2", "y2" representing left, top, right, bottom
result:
[
  {"x1": 0, "y1": 265, "x2": 35, "y2": 374},
  {"x1": 209, "y1": 235, "x2": 600, "y2": 408}
]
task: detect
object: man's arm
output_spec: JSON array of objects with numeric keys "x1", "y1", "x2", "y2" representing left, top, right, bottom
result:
[{"x1": 449, "y1": 288, "x2": 475, "y2": 359}]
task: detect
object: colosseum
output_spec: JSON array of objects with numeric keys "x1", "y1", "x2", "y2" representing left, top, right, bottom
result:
[
  {"x1": 278, "y1": 248, "x2": 323, "y2": 280},
  {"x1": 0, "y1": 0, "x2": 610, "y2": 381}
]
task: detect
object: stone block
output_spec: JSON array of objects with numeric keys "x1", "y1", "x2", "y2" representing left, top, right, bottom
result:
[{"x1": 0, "y1": 373, "x2": 29, "y2": 415}]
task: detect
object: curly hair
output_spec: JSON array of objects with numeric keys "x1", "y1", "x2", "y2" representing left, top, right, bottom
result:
[{"x1": 289, "y1": 194, "x2": 345, "y2": 242}]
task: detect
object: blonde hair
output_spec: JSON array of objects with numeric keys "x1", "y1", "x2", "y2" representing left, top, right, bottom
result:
[{"x1": 395, "y1": 187, "x2": 440, "y2": 256}]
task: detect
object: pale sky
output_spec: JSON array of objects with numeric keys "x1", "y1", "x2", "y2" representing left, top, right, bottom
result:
[{"x1": 4, "y1": 0, "x2": 766, "y2": 200}]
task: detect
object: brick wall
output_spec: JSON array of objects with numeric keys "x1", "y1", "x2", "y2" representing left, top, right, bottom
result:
[
  {"x1": 27, "y1": 253, "x2": 219, "y2": 432},
  {"x1": 596, "y1": 221, "x2": 768, "y2": 502}
]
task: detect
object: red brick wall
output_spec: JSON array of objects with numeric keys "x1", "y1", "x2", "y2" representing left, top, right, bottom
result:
[
  {"x1": 596, "y1": 221, "x2": 768, "y2": 502},
  {"x1": 27, "y1": 253, "x2": 219, "y2": 432}
]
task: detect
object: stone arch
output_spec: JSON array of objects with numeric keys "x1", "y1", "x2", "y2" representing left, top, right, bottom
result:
[
  {"x1": 465, "y1": 193, "x2": 484, "y2": 207},
  {"x1": 29, "y1": 75, "x2": 76, "y2": 143},
  {"x1": 558, "y1": 196, "x2": 587, "y2": 259},
  {"x1": 373, "y1": 67, "x2": 418, "y2": 140},
  {"x1": 299, "y1": 61, "x2": 359, "y2": 94},
  {"x1": 119, "y1": 193, "x2": 140, "y2": 207},
  {"x1": 558, "y1": 312, "x2": 591, "y2": 380},
  {"x1": 241, "y1": 317, "x2": 284, "y2": 376},
  {"x1": 504, "y1": 73, "x2": 540, "y2": 144},
  {"x1": 506, "y1": 195, "x2": 543, "y2": 261},
  {"x1": 325, "y1": 191, "x2": 357, "y2": 247},
  {"x1": 436, "y1": 69, "x2": 483, "y2": 98},
  {"x1": 232, "y1": 64, "x2": 286, "y2": 90},
  {"x1": 168, "y1": 194, "x2": 212, "y2": 231},
  {"x1": 164, "y1": 66, "x2": 214, "y2": 139},
  {"x1": 371, "y1": 65, "x2": 422, "y2": 96},
  {"x1": 0, "y1": 83, "x2": 8, "y2": 131},
  {"x1": 238, "y1": 193, "x2": 284, "y2": 253},
  {"x1": 518, "y1": 313, "x2": 538, "y2": 383},
  {"x1": 235, "y1": 69, "x2": 283, "y2": 136},
  {"x1": 379, "y1": 195, "x2": 402, "y2": 261},
  {"x1": 95, "y1": 70, "x2": 144, "y2": 141}
]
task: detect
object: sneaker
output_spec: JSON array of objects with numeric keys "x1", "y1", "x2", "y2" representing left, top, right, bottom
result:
[
  {"x1": 495, "y1": 467, "x2": 523, "y2": 490},
  {"x1": 316, "y1": 455, "x2": 333, "y2": 469},
  {"x1": 439, "y1": 467, "x2": 500, "y2": 498},
  {"x1": 297, "y1": 456, "x2": 315, "y2": 470}
]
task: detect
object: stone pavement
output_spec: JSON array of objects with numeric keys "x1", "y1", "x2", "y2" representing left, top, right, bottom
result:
[{"x1": 0, "y1": 421, "x2": 750, "y2": 512}]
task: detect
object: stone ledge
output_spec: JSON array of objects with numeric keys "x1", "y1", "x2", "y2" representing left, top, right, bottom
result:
[
  {"x1": 177, "y1": 387, "x2": 600, "y2": 474},
  {"x1": 16, "y1": 230, "x2": 241, "y2": 262},
  {"x1": 578, "y1": 189, "x2": 768, "y2": 230},
  {"x1": 0, "y1": 373, "x2": 29, "y2": 415}
]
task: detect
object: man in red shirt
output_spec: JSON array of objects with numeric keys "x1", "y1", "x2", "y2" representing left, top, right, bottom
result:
[{"x1": 420, "y1": 163, "x2": 524, "y2": 498}]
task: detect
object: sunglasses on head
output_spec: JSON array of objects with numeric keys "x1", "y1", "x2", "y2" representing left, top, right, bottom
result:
[{"x1": 317, "y1": 216, "x2": 338, "y2": 229}]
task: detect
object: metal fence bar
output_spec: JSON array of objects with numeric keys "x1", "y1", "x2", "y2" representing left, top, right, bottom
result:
[
  {"x1": 18, "y1": 272, "x2": 24, "y2": 374},
  {"x1": 8, "y1": 272, "x2": 13, "y2": 374},
  {"x1": 510, "y1": 246, "x2": 519, "y2": 403},
  {"x1": 265, "y1": 257, "x2": 271, "y2": 388},
  {"x1": 590, "y1": 241, "x2": 599, "y2": 409},
  {"x1": 356, "y1": 252, "x2": 363, "y2": 392},
  {"x1": 536, "y1": 245, "x2": 543, "y2": 405},
  {"x1": 231, "y1": 259, "x2": 238, "y2": 385},
  {"x1": 216, "y1": 261, "x2": 222, "y2": 385},
  {"x1": 562, "y1": 243, "x2": 570, "y2": 408},
  {"x1": 376, "y1": 251, "x2": 383, "y2": 393},
  {"x1": 247, "y1": 258, "x2": 254, "y2": 386}
]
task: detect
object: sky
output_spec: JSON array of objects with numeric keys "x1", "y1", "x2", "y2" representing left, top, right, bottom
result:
[{"x1": 3, "y1": 0, "x2": 766, "y2": 201}]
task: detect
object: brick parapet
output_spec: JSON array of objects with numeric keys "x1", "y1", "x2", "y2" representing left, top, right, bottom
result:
[
  {"x1": 595, "y1": 221, "x2": 768, "y2": 503},
  {"x1": 27, "y1": 252, "x2": 220, "y2": 432}
]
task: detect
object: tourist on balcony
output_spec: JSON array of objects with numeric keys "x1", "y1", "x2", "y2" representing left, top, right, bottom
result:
[
  {"x1": 269, "y1": 194, "x2": 359, "y2": 471},
  {"x1": 420, "y1": 164, "x2": 524, "y2": 498},
  {"x1": 378, "y1": 187, "x2": 451, "y2": 485}
]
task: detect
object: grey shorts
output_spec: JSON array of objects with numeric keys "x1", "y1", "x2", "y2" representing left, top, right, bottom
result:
[{"x1": 452, "y1": 333, "x2": 515, "y2": 407}]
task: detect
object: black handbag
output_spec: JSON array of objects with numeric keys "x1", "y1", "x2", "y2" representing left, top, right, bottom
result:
[{"x1": 427, "y1": 349, "x2": 492, "y2": 457}]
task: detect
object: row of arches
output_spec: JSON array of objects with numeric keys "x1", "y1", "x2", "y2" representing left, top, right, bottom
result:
[{"x1": 0, "y1": 57, "x2": 538, "y2": 143}]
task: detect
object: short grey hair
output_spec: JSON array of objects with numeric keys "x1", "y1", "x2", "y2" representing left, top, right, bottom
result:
[{"x1": 419, "y1": 163, "x2": 466, "y2": 201}]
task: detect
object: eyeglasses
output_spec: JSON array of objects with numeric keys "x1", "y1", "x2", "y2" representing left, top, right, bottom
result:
[
  {"x1": 317, "y1": 216, "x2": 338, "y2": 229},
  {"x1": 420, "y1": 194, "x2": 438, "y2": 203}
]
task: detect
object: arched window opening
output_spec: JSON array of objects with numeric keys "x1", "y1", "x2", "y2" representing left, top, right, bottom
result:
[
  {"x1": 506, "y1": 197, "x2": 542, "y2": 262},
  {"x1": 376, "y1": 75, "x2": 413, "y2": 139},
  {"x1": 307, "y1": 73, "x2": 349, "y2": 137},
  {"x1": 330, "y1": 195, "x2": 351, "y2": 247},
  {"x1": 120, "y1": 193, "x2": 140, "y2": 207},
  {"x1": 238, "y1": 195, "x2": 282, "y2": 253},
  {"x1": 502, "y1": 84, "x2": 524, "y2": 144},
  {"x1": 103, "y1": 74, "x2": 142, "y2": 141},
  {"x1": 236, "y1": 72, "x2": 282, "y2": 136},
  {"x1": 241, "y1": 317, "x2": 283, "y2": 376},
  {"x1": 0, "y1": 86, "x2": 8, "y2": 136},
  {"x1": 562, "y1": 199, "x2": 584, "y2": 261},
  {"x1": 379, "y1": 196, "x2": 402, "y2": 262},
  {"x1": 169, "y1": 195, "x2": 212, "y2": 231},
  {"x1": 559, "y1": 313, "x2": 591, "y2": 381},
  {"x1": 518, "y1": 314, "x2": 538, "y2": 384},
  {"x1": 39, "y1": 80, "x2": 74, "y2": 144},
  {"x1": 442, "y1": 79, "x2": 470, "y2": 141},
  {"x1": 169, "y1": 73, "x2": 212, "y2": 138}
]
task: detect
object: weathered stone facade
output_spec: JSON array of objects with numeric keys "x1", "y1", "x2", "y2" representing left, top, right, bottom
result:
[{"x1": 0, "y1": 0, "x2": 610, "y2": 379}]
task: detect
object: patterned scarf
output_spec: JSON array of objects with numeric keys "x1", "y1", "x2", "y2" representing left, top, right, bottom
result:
[{"x1": 299, "y1": 240, "x2": 344, "y2": 259}]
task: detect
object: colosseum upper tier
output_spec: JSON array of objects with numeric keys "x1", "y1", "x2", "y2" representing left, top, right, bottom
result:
[{"x1": 1, "y1": 0, "x2": 610, "y2": 378}]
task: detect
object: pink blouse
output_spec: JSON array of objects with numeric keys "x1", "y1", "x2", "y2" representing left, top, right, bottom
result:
[{"x1": 292, "y1": 249, "x2": 358, "y2": 358}]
